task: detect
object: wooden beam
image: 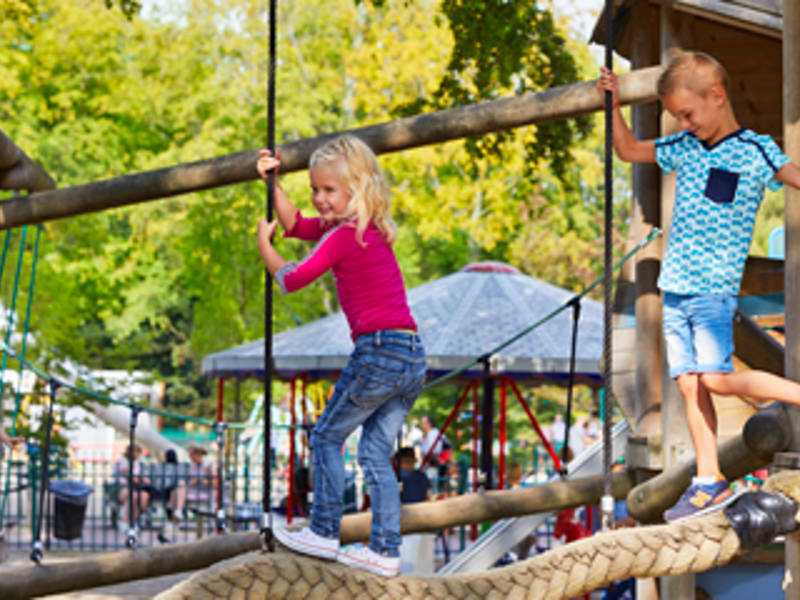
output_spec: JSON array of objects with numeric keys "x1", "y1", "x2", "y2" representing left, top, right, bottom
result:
[
  {"x1": 0, "y1": 469, "x2": 637, "y2": 598},
  {"x1": 0, "y1": 66, "x2": 663, "y2": 230},
  {"x1": 0, "y1": 129, "x2": 56, "y2": 193},
  {"x1": 740, "y1": 255, "x2": 784, "y2": 295},
  {"x1": 750, "y1": 314, "x2": 786, "y2": 329},
  {"x1": 0, "y1": 530, "x2": 261, "y2": 600}
]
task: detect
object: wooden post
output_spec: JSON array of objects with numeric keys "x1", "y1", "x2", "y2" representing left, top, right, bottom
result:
[
  {"x1": 630, "y1": 0, "x2": 663, "y2": 441},
  {"x1": 659, "y1": 6, "x2": 695, "y2": 599},
  {"x1": 0, "y1": 68, "x2": 661, "y2": 229},
  {"x1": 629, "y1": 6, "x2": 662, "y2": 596},
  {"x1": 783, "y1": 3, "x2": 800, "y2": 598}
]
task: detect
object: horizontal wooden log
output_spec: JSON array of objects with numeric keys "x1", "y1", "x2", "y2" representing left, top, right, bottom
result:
[
  {"x1": 341, "y1": 468, "x2": 637, "y2": 542},
  {"x1": 0, "y1": 530, "x2": 261, "y2": 600},
  {"x1": 626, "y1": 403, "x2": 792, "y2": 523},
  {"x1": 0, "y1": 66, "x2": 662, "y2": 229},
  {"x1": 0, "y1": 469, "x2": 636, "y2": 598},
  {"x1": 0, "y1": 129, "x2": 56, "y2": 193}
]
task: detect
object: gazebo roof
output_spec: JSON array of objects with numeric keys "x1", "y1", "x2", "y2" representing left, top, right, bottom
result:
[{"x1": 201, "y1": 262, "x2": 604, "y2": 386}]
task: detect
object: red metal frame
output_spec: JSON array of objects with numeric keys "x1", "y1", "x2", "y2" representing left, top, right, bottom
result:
[
  {"x1": 419, "y1": 380, "x2": 477, "y2": 469},
  {"x1": 503, "y1": 376, "x2": 563, "y2": 474}
]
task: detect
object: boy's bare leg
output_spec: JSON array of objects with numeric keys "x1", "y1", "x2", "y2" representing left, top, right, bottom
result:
[
  {"x1": 676, "y1": 373, "x2": 720, "y2": 478},
  {"x1": 701, "y1": 370, "x2": 800, "y2": 405}
]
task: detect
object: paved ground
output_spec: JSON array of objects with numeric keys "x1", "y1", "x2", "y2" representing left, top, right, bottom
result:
[{"x1": 0, "y1": 546, "x2": 197, "y2": 599}]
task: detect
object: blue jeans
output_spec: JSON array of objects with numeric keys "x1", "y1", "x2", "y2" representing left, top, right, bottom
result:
[
  {"x1": 309, "y1": 330, "x2": 426, "y2": 556},
  {"x1": 662, "y1": 292, "x2": 736, "y2": 378}
]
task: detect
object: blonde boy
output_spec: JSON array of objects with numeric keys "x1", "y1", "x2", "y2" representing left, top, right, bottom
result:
[{"x1": 598, "y1": 52, "x2": 800, "y2": 521}]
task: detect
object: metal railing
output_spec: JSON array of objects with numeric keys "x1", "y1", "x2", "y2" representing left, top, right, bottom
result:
[{"x1": 0, "y1": 452, "x2": 282, "y2": 551}]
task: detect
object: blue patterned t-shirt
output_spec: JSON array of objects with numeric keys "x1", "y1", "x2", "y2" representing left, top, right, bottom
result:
[{"x1": 655, "y1": 128, "x2": 789, "y2": 295}]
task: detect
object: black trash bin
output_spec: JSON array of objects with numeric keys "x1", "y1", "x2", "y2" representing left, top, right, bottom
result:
[{"x1": 50, "y1": 479, "x2": 93, "y2": 540}]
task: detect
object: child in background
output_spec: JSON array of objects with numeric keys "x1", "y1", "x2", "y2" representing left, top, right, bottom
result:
[
  {"x1": 598, "y1": 51, "x2": 800, "y2": 521},
  {"x1": 257, "y1": 135, "x2": 426, "y2": 577}
]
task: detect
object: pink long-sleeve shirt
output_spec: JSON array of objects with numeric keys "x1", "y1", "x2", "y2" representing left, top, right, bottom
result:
[{"x1": 275, "y1": 211, "x2": 417, "y2": 340}]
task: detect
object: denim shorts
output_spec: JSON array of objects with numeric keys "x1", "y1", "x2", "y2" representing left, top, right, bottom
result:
[{"x1": 662, "y1": 292, "x2": 736, "y2": 378}]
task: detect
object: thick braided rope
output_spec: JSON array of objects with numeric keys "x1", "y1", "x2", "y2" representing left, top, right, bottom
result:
[{"x1": 156, "y1": 511, "x2": 740, "y2": 600}]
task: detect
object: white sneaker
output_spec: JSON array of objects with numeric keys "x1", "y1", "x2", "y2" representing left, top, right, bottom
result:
[
  {"x1": 337, "y1": 544, "x2": 399, "y2": 577},
  {"x1": 274, "y1": 526, "x2": 338, "y2": 560}
]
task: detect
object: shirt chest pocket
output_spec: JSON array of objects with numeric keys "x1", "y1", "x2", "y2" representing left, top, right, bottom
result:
[{"x1": 704, "y1": 167, "x2": 740, "y2": 204}]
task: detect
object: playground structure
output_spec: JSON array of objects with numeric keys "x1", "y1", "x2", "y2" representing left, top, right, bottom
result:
[{"x1": 0, "y1": 1, "x2": 800, "y2": 598}]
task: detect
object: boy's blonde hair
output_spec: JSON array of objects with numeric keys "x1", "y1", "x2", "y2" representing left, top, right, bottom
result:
[
  {"x1": 657, "y1": 51, "x2": 730, "y2": 99},
  {"x1": 309, "y1": 135, "x2": 397, "y2": 245}
]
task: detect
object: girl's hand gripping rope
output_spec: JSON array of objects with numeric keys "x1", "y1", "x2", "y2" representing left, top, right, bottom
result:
[
  {"x1": 257, "y1": 218, "x2": 286, "y2": 277},
  {"x1": 257, "y1": 149, "x2": 281, "y2": 182},
  {"x1": 597, "y1": 67, "x2": 621, "y2": 109}
]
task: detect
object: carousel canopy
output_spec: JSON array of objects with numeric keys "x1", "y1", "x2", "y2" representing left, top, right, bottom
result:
[{"x1": 201, "y1": 262, "x2": 604, "y2": 386}]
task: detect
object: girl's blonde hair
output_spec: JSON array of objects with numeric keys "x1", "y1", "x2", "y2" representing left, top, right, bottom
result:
[
  {"x1": 309, "y1": 134, "x2": 397, "y2": 245},
  {"x1": 657, "y1": 51, "x2": 730, "y2": 99}
]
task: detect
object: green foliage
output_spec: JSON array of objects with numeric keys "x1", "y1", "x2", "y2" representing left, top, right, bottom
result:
[
  {"x1": 1, "y1": 0, "x2": 627, "y2": 430},
  {"x1": 391, "y1": 0, "x2": 591, "y2": 179}
]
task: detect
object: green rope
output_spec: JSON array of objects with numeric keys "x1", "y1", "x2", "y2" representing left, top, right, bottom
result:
[
  {"x1": 10, "y1": 225, "x2": 40, "y2": 437},
  {"x1": 0, "y1": 227, "x2": 660, "y2": 441},
  {"x1": 0, "y1": 226, "x2": 35, "y2": 526},
  {"x1": 421, "y1": 227, "x2": 662, "y2": 391},
  {"x1": 0, "y1": 226, "x2": 28, "y2": 381},
  {"x1": 0, "y1": 228, "x2": 13, "y2": 421}
]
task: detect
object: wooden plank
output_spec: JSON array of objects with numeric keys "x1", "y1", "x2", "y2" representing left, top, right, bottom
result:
[
  {"x1": 751, "y1": 314, "x2": 786, "y2": 328},
  {"x1": 740, "y1": 256, "x2": 784, "y2": 295},
  {"x1": 673, "y1": 1, "x2": 782, "y2": 37}
]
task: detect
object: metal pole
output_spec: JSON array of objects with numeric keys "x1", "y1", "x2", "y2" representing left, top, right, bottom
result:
[
  {"x1": 125, "y1": 404, "x2": 141, "y2": 549},
  {"x1": 562, "y1": 297, "x2": 581, "y2": 476},
  {"x1": 30, "y1": 379, "x2": 58, "y2": 563},
  {"x1": 480, "y1": 358, "x2": 495, "y2": 491},
  {"x1": 215, "y1": 377, "x2": 226, "y2": 533}
]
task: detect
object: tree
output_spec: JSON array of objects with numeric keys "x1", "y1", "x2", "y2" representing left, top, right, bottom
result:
[{"x1": 1, "y1": 0, "x2": 625, "y2": 425}]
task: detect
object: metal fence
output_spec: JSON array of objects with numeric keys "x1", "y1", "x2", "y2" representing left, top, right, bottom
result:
[
  {"x1": 0, "y1": 450, "x2": 281, "y2": 551},
  {"x1": 0, "y1": 448, "x2": 560, "y2": 565}
]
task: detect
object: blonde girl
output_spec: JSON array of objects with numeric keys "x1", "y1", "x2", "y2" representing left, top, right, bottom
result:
[{"x1": 257, "y1": 134, "x2": 426, "y2": 577}]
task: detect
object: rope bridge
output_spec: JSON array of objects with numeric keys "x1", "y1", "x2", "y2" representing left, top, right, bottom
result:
[{"x1": 155, "y1": 471, "x2": 800, "y2": 600}]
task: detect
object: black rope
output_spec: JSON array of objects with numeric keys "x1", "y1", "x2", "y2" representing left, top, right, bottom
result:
[
  {"x1": 215, "y1": 420, "x2": 228, "y2": 533},
  {"x1": 601, "y1": 0, "x2": 615, "y2": 530},
  {"x1": 560, "y1": 296, "x2": 581, "y2": 478},
  {"x1": 261, "y1": 0, "x2": 277, "y2": 552}
]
